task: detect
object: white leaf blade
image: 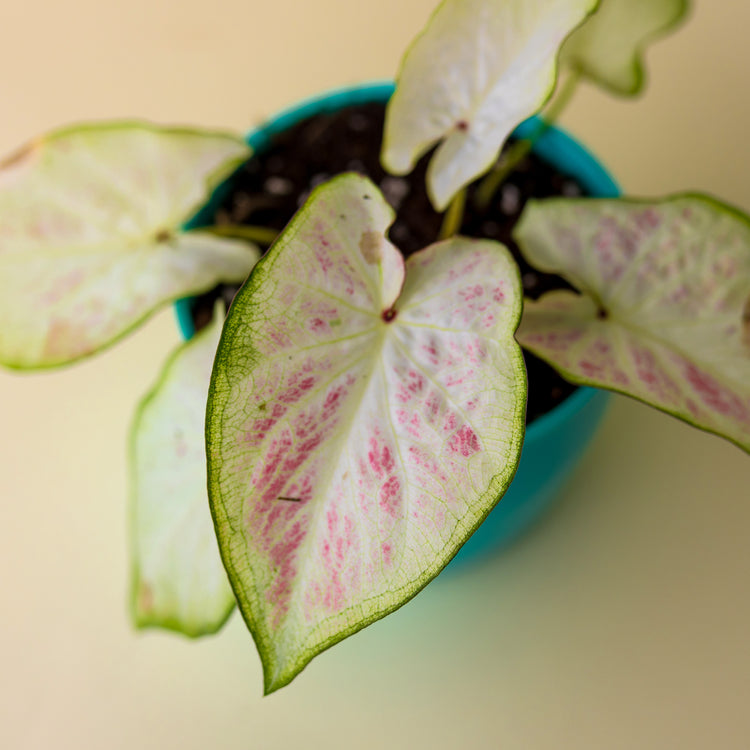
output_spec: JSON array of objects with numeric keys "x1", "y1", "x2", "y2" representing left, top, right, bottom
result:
[
  {"x1": 207, "y1": 175, "x2": 526, "y2": 692},
  {"x1": 382, "y1": 0, "x2": 599, "y2": 209},
  {"x1": 515, "y1": 195, "x2": 750, "y2": 452},
  {"x1": 130, "y1": 307, "x2": 236, "y2": 636},
  {"x1": 561, "y1": 0, "x2": 689, "y2": 95},
  {"x1": 0, "y1": 123, "x2": 257, "y2": 368}
]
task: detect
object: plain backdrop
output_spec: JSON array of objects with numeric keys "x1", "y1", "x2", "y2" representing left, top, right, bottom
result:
[{"x1": 1, "y1": 1, "x2": 749, "y2": 748}]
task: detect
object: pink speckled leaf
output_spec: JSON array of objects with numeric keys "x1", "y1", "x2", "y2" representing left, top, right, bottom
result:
[
  {"x1": 130, "y1": 305, "x2": 235, "y2": 637},
  {"x1": 0, "y1": 123, "x2": 257, "y2": 369},
  {"x1": 515, "y1": 195, "x2": 750, "y2": 452},
  {"x1": 207, "y1": 174, "x2": 526, "y2": 693},
  {"x1": 381, "y1": 0, "x2": 599, "y2": 210}
]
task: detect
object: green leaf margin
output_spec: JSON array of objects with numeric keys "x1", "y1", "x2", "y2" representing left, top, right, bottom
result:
[
  {"x1": 128, "y1": 309, "x2": 237, "y2": 638},
  {"x1": 206, "y1": 176, "x2": 528, "y2": 693},
  {"x1": 0, "y1": 120, "x2": 251, "y2": 372},
  {"x1": 563, "y1": 0, "x2": 691, "y2": 96},
  {"x1": 515, "y1": 191, "x2": 750, "y2": 455}
]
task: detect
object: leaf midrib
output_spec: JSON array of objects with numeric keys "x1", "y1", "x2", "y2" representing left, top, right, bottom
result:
[{"x1": 268, "y1": 325, "x2": 388, "y2": 669}]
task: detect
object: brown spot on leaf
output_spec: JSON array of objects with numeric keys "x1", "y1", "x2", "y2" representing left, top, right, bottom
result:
[
  {"x1": 743, "y1": 295, "x2": 750, "y2": 350},
  {"x1": 137, "y1": 583, "x2": 154, "y2": 614},
  {"x1": 155, "y1": 228, "x2": 172, "y2": 243},
  {"x1": 359, "y1": 230, "x2": 382, "y2": 264},
  {"x1": 455, "y1": 120, "x2": 469, "y2": 132},
  {"x1": 1, "y1": 142, "x2": 33, "y2": 170},
  {"x1": 0, "y1": 140, "x2": 40, "y2": 188}
]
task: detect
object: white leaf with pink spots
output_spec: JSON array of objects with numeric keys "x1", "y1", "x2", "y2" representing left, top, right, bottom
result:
[
  {"x1": 207, "y1": 174, "x2": 526, "y2": 693},
  {"x1": 516, "y1": 195, "x2": 750, "y2": 452},
  {"x1": 130, "y1": 305, "x2": 235, "y2": 636},
  {"x1": 0, "y1": 123, "x2": 257, "y2": 369},
  {"x1": 381, "y1": 0, "x2": 599, "y2": 210}
]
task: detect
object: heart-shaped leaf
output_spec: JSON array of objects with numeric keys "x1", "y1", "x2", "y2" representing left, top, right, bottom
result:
[
  {"x1": 381, "y1": 0, "x2": 599, "y2": 210},
  {"x1": 515, "y1": 195, "x2": 750, "y2": 452},
  {"x1": 206, "y1": 174, "x2": 526, "y2": 693},
  {"x1": 0, "y1": 123, "x2": 257, "y2": 369},
  {"x1": 560, "y1": 0, "x2": 689, "y2": 95},
  {"x1": 130, "y1": 304, "x2": 237, "y2": 636}
]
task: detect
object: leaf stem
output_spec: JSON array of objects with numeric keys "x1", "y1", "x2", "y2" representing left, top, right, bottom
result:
[
  {"x1": 202, "y1": 224, "x2": 279, "y2": 246},
  {"x1": 474, "y1": 69, "x2": 582, "y2": 211},
  {"x1": 438, "y1": 188, "x2": 467, "y2": 240}
]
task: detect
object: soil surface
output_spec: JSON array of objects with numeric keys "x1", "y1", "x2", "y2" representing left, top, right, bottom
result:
[{"x1": 191, "y1": 102, "x2": 583, "y2": 424}]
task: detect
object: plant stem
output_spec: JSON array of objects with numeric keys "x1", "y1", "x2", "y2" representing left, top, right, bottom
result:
[
  {"x1": 438, "y1": 189, "x2": 467, "y2": 240},
  {"x1": 202, "y1": 224, "x2": 279, "y2": 246},
  {"x1": 544, "y1": 68, "x2": 582, "y2": 123},
  {"x1": 474, "y1": 69, "x2": 582, "y2": 211},
  {"x1": 474, "y1": 139, "x2": 532, "y2": 210}
]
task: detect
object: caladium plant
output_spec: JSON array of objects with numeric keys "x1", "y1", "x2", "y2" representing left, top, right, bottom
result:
[{"x1": 2, "y1": 0, "x2": 748, "y2": 694}]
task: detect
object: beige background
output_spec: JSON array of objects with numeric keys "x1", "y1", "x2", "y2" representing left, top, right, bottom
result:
[{"x1": 1, "y1": 1, "x2": 749, "y2": 748}]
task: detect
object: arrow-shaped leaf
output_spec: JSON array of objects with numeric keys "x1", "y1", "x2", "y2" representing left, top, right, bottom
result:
[
  {"x1": 381, "y1": 0, "x2": 599, "y2": 210},
  {"x1": 0, "y1": 123, "x2": 257, "y2": 369},
  {"x1": 560, "y1": 0, "x2": 690, "y2": 95},
  {"x1": 130, "y1": 304, "x2": 237, "y2": 636},
  {"x1": 206, "y1": 174, "x2": 526, "y2": 693},
  {"x1": 515, "y1": 195, "x2": 750, "y2": 452}
]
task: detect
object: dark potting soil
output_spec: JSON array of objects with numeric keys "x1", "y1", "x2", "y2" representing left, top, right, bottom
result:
[{"x1": 191, "y1": 102, "x2": 581, "y2": 424}]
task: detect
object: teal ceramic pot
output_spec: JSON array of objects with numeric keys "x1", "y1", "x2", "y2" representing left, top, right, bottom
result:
[{"x1": 175, "y1": 81, "x2": 619, "y2": 563}]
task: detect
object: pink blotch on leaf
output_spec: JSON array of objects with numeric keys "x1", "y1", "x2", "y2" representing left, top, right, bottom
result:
[
  {"x1": 579, "y1": 360, "x2": 604, "y2": 378},
  {"x1": 460, "y1": 284, "x2": 484, "y2": 302},
  {"x1": 243, "y1": 402, "x2": 288, "y2": 447},
  {"x1": 368, "y1": 434, "x2": 396, "y2": 478},
  {"x1": 279, "y1": 374, "x2": 316, "y2": 404},
  {"x1": 408, "y1": 445, "x2": 448, "y2": 483},
  {"x1": 266, "y1": 520, "x2": 307, "y2": 626},
  {"x1": 632, "y1": 346, "x2": 659, "y2": 388},
  {"x1": 407, "y1": 412, "x2": 423, "y2": 439},
  {"x1": 636, "y1": 208, "x2": 661, "y2": 231},
  {"x1": 407, "y1": 370, "x2": 426, "y2": 395},
  {"x1": 423, "y1": 342, "x2": 439, "y2": 366},
  {"x1": 308, "y1": 318, "x2": 327, "y2": 333},
  {"x1": 531, "y1": 329, "x2": 584, "y2": 352},
  {"x1": 41, "y1": 268, "x2": 86, "y2": 306},
  {"x1": 442, "y1": 412, "x2": 457, "y2": 434},
  {"x1": 448, "y1": 424, "x2": 480, "y2": 458},
  {"x1": 683, "y1": 362, "x2": 750, "y2": 421},
  {"x1": 379, "y1": 476, "x2": 402, "y2": 518},
  {"x1": 381, "y1": 543, "x2": 392, "y2": 566},
  {"x1": 43, "y1": 319, "x2": 92, "y2": 360},
  {"x1": 425, "y1": 393, "x2": 441, "y2": 421}
]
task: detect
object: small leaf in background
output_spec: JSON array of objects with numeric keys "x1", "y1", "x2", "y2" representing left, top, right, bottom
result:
[
  {"x1": 515, "y1": 195, "x2": 750, "y2": 453},
  {"x1": 0, "y1": 123, "x2": 257, "y2": 369},
  {"x1": 381, "y1": 0, "x2": 599, "y2": 210},
  {"x1": 130, "y1": 304, "x2": 236, "y2": 637},
  {"x1": 560, "y1": 0, "x2": 690, "y2": 96},
  {"x1": 207, "y1": 174, "x2": 526, "y2": 693}
]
